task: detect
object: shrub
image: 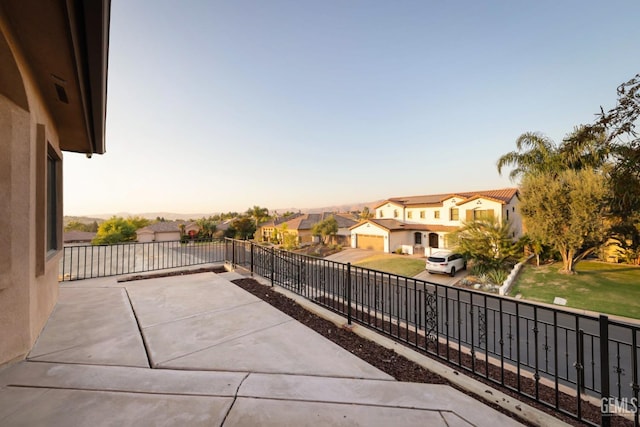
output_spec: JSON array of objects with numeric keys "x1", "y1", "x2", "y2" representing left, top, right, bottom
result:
[{"x1": 487, "y1": 268, "x2": 509, "y2": 286}]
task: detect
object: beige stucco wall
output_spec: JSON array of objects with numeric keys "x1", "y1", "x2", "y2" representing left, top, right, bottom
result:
[
  {"x1": 155, "y1": 231, "x2": 181, "y2": 242},
  {"x1": 0, "y1": 16, "x2": 63, "y2": 365},
  {"x1": 137, "y1": 231, "x2": 155, "y2": 243},
  {"x1": 350, "y1": 222, "x2": 390, "y2": 252}
]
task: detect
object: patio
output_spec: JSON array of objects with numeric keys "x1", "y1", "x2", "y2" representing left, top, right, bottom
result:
[{"x1": 0, "y1": 267, "x2": 523, "y2": 426}]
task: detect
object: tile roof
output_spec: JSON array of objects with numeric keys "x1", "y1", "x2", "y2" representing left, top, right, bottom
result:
[
  {"x1": 379, "y1": 188, "x2": 518, "y2": 208},
  {"x1": 351, "y1": 219, "x2": 458, "y2": 233},
  {"x1": 275, "y1": 212, "x2": 358, "y2": 231},
  {"x1": 63, "y1": 231, "x2": 96, "y2": 243},
  {"x1": 138, "y1": 221, "x2": 183, "y2": 233}
]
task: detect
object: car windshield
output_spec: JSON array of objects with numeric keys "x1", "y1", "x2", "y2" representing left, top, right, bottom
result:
[{"x1": 428, "y1": 256, "x2": 446, "y2": 262}]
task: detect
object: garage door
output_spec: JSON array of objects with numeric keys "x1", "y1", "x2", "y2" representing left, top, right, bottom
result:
[{"x1": 356, "y1": 234, "x2": 384, "y2": 251}]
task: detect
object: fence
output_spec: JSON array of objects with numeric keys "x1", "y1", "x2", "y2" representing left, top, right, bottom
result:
[
  {"x1": 226, "y1": 239, "x2": 640, "y2": 427},
  {"x1": 60, "y1": 239, "x2": 225, "y2": 281}
]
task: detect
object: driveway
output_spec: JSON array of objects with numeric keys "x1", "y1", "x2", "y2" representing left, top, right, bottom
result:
[{"x1": 327, "y1": 248, "x2": 468, "y2": 286}]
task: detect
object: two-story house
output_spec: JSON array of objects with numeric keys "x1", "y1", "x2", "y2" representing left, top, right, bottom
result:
[{"x1": 350, "y1": 188, "x2": 522, "y2": 254}]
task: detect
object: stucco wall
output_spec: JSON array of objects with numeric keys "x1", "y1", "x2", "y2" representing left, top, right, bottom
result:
[
  {"x1": 0, "y1": 19, "x2": 63, "y2": 365},
  {"x1": 155, "y1": 231, "x2": 181, "y2": 242}
]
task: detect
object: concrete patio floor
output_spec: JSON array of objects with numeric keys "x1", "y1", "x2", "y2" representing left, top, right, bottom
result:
[{"x1": 0, "y1": 268, "x2": 522, "y2": 426}]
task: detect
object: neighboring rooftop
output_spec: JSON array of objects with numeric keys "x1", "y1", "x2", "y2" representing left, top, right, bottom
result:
[{"x1": 379, "y1": 188, "x2": 519, "y2": 208}]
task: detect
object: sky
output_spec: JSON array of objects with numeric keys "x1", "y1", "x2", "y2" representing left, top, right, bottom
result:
[{"x1": 64, "y1": 0, "x2": 640, "y2": 216}]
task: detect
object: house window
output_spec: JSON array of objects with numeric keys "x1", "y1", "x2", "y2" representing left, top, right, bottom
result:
[
  {"x1": 420, "y1": 211, "x2": 425, "y2": 219},
  {"x1": 414, "y1": 232, "x2": 422, "y2": 245},
  {"x1": 407, "y1": 211, "x2": 413, "y2": 219},
  {"x1": 506, "y1": 209, "x2": 509, "y2": 221},
  {"x1": 393, "y1": 209, "x2": 398, "y2": 218},
  {"x1": 450, "y1": 208, "x2": 459, "y2": 221},
  {"x1": 473, "y1": 209, "x2": 494, "y2": 221},
  {"x1": 46, "y1": 148, "x2": 61, "y2": 254},
  {"x1": 379, "y1": 211, "x2": 384, "y2": 218},
  {"x1": 434, "y1": 211, "x2": 440, "y2": 219}
]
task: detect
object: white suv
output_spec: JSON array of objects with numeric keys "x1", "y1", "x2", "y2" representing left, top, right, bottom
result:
[{"x1": 426, "y1": 251, "x2": 467, "y2": 277}]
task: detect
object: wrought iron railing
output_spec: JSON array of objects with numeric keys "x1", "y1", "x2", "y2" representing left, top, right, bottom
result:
[
  {"x1": 60, "y1": 239, "x2": 225, "y2": 281},
  {"x1": 225, "y1": 238, "x2": 640, "y2": 427}
]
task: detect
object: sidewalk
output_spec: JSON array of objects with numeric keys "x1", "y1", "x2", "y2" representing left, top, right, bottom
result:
[{"x1": 0, "y1": 269, "x2": 522, "y2": 426}]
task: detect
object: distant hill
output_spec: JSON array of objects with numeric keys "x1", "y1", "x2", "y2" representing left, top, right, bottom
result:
[
  {"x1": 65, "y1": 200, "x2": 384, "y2": 222},
  {"x1": 63, "y1": 216, "x2": 105, "y2": 226}
]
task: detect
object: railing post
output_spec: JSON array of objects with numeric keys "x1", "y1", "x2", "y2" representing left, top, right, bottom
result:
[
  {"x1": 578, "y1": 329, "x2": 585, "y2": 393},
  {"x1": 232, "y1": 239, "x2": 236, "y2": 267},
  {"x1": 347, "y1": 262, "x2": 352, "y2": 326},
  {"x1": 270, "y1": 248, "x2": 275, "y2": 287},
  {"x1": 600, "y1": 314, "x2": 611, "y2": 427},
  {"x1": 250, "y1": 242, "x2": 254, "y2": 275}
]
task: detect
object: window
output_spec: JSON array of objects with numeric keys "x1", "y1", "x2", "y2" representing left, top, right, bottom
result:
[
  {"x1": 474, "y1": 209, "x2": 494, "y2": 221},
  {"x1": 434, "y1": 211, "x2": 440, "y2": 219},
  {"x1": 420, "y1": 210, "x2": 425, "y2": 219},
  {"x1": 407, "y1": 211, "x2": 413, "y2": 219},
  {"x1": 506, "y1": 209, "x2": 509, "y2": 220},
  {"x1": 380, "y1": 211, "x2": 384, "y2": 218},
  {"x1": 393, "y1": 209, "x2": 398, "y2": 218},
  {"x1": 450, "y1": 208, "x2": 459, "y2": 221},
  {"x1": 46, "y1": 150, "x2": 60, "y2": 254}
]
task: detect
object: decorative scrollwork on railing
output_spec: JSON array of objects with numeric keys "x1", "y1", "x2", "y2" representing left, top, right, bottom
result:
[
  {"x1": 425, "y1": 290, "x2": 438, "y2": 342},
  {"x1": 478, "y1": 307, "x2": 487, "y2": 348}
]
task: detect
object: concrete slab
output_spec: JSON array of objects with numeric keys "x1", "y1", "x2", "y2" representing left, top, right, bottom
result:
[
  {"x1": 141, "y1": 300, "x2": 291, "y2": 367},
  {"x1": 0, "y1": 387, "x2": 233, "y2": 427},
  {"x1": 225, "y1": 397, "x2": 455, "y2": 426},
  {"x1": 0, "y1": 362, "x2": 245, "y2": 397},
  {"x1": 238, "y1": 373, "x2": 521, "y2": 426},
  {"x1": 125, "y1": 273, "x2": 259, "y2": 327},
  {"x1": 28, "y1": 288, "x2": 148, "y2": 367},
  {"x1": 0, "y1": 270, "x2": 530, "y2": 426},
  {"x1": 161, "y1": 321, "x2": 393, "y2": 379},
  {"x1": 0, "y1": 386, "x2": 48, "y2": 421}
]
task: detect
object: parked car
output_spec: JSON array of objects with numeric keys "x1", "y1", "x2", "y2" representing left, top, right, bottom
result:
[{"x1": 426, "y1": 251, "x2": 467, "y2": 277}]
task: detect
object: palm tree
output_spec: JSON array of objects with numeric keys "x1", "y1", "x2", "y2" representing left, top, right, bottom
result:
[
  {"x1": 247, "y1": 206, "x2": 269, "y2": 240},
  {"x1": 496, "y1": 132, "x2": 561, "y2": 181}
]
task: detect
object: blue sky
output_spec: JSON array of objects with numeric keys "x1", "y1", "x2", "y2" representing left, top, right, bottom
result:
[{"x1": 64, "y1": 0, "x2": 640, "y2": 216}]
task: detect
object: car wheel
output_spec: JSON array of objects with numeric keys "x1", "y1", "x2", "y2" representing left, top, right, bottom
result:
[{"x1": 449, "y1": 267, "x2": 456, "y2": 277}]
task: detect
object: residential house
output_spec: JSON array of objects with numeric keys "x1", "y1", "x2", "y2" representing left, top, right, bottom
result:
[
  {"x1": 257, "y1": 213, "x2": 303, "y2": 242},
  {"x1": 264, "y1": 213, "x2": 357, "y2": 246},
  {"x1": 0, "y1": 1, "x2": 110, "y2": 365},
  {"x1": 63, "y1": 231, "x2": 97, "y2": 245},
  {"x1": 350, "y1": 188, "x2": 522, "y2": 254},
  {"x1": 136, "y1": 221, "x2": 200, "y2": 242}
]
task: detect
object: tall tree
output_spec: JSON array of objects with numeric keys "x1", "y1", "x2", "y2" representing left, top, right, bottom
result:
[
  {"x1": 520, "y1": 169, "x2": 609, "y2": 274},
  {"x1": 247, "y1": 206, "x2": 269, "y2": 240},
  {"x1": 359, "y1": 206, "x2": 374, "y2": 220},
  {"x1": 496, "y1": 132, "x2": 561, "y2": 181},
  {"x1": 231, "y1": 216, "x2": 256, "y2": 240},
  {"x1": 311, "y1": 216, "x2": 339, "y2": 244},
  {"x1": 92, "y1": 217, "x2": 138, "y2": 245}
]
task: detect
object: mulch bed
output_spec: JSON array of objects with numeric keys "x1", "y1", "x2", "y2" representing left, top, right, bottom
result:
[
  {"x1": 231, "y1": 277, "x2": 633, "y2": 427},
  {"x1": 117, "y1": 266, "x2": 227, "y2": 282}
]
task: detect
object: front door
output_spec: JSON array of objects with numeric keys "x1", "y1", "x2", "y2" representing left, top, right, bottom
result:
[{"x1": 428, "y1": 233, "x2": 439, "y2": 248}]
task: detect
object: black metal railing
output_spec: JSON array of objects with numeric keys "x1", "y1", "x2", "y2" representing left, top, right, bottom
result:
[
  {"x1": 226, "y1": 238, "x2": 640, "y2": 427},
  {"x1": 60, "y1": 239, "x2": 225, "y2": 280}
]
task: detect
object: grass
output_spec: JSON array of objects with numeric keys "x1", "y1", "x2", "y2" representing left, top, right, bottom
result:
[
  {"x1": 511, "y1": 260, "x2": 640, "y2": 319},
  {"x1": 354, "y1": 254, "x2": 425, "y2": 277}
]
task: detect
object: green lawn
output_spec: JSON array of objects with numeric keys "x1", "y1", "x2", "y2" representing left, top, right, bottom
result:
[
  {"x1": 354, "y1": 254, "x2": 425, "y2": 277},
  {"x1": 511, "y1": 261, "x2": 640, "y2": 319}
]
